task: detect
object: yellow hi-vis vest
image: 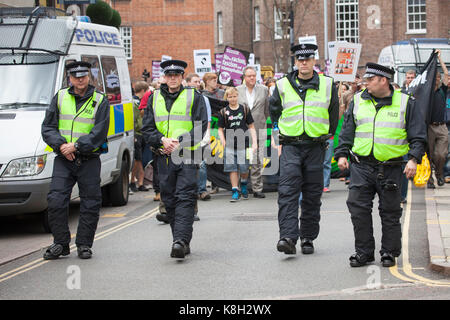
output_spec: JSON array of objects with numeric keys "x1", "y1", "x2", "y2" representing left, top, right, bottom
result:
[
  {"x1": 352, "y1": 89, "x2": 409, "y2": 161},
  {"x1": 57, "y1": 88, "x2": 103, "y2": 146},
  {"x1": 276, "y1": 74, "x2": 333, "y2": 137},
  {"x1": 153, "y1": 88, "x2": 200, "y2": 151}
]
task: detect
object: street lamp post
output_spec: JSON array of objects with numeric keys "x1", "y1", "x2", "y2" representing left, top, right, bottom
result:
[{"x1": 289, "y1": 0, "x2": 294, "y2": 71}]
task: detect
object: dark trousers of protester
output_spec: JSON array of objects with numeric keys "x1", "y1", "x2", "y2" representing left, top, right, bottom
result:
[
  {"x1": 278, "y1": 142, "x2": 325, "y2": 242},
  {"x1": 157, "y1": 156, "x2": 198, "y2": 244},
  {"x1": 47, "y1": 156, "x2": 102, "y2": 247},
  {"x1": 346, "y1": 161, "x2": 403, "y2": 257}
]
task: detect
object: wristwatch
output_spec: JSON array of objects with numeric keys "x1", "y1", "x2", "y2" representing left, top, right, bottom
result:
[{"x1": 74, "y1": 142, "x2": 79, "y2": 151}]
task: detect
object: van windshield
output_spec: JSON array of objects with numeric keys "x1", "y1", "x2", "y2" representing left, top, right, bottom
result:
[{"x1": 0, "y1": 62, "x2": 58, "y2": 110}]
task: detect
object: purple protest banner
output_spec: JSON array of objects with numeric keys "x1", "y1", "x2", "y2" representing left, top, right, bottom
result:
[
  {"x1": 152, "y1": 60, "x2": 161, "y2": 81},
  {"x1": 215, "y1": 53, "x2": 223, "y2": 73},
  {"x1": 218, "y1": 46, "x2": 249, "y2": 87}
]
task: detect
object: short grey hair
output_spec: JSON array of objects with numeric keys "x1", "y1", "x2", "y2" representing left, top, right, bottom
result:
[{"x1": 243, "y1": 66, "x2": 257, "y2": 76}]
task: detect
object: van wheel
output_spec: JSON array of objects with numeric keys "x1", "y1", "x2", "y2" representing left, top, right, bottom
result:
[
  {"x1": 42, "y1": 209, "x2": 51, "y2": 233},
  {"x1": 109, "y1": 158, "x2": 129, "y2": 206}
]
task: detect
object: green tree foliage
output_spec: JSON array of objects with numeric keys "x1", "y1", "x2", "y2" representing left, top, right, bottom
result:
[{"x1": 86, "y1": 0, "x2": 115, "y2": 26}]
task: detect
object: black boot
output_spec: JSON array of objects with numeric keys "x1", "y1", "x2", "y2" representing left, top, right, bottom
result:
[
  {"x1": 170, "y1": 240, "x2": 190, "y2": 259},
  {"x1": 381, "y1": 252, "x2": 396, "y2": 267},
  {"x1": 277, "y1": 238, "x2": 296, "y2": 255},
  {"x1": 77, "y1": 245, "x2": 93, "y2": 259},
  {"x1": 300, "y1": 238, "x2": 314, "y2": 254},
  {"x1": 43, "y1": 243, "x2": 70, "y2": 260},
  {"x1": 349, "y1": 252, "x2": 375, "y2": 267}
]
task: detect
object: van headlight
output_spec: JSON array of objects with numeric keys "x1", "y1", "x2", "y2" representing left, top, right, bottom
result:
[{"x1": 1, "y1": 155, "x2": 47, "y2": 177}]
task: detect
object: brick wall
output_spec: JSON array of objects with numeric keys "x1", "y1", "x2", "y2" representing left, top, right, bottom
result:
[
  {"x1": 218, "y1": 0, "x2": 449, "y2": 75},
  {"x1": 113, "y1": 0, "x2": 215, "y2": 84}
]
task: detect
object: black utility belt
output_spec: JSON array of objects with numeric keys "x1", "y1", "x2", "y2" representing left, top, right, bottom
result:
[
  {"x1": 279, "y1": 135, "x2": 325, "y2": 145},
  {"x1": 356, "y1": 156, "x2": 405, "y2": 167}
]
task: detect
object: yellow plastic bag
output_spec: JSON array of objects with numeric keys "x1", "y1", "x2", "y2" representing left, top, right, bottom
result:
[{"x1": 413, "y1": 153, "x2": 431, "y2": 188}]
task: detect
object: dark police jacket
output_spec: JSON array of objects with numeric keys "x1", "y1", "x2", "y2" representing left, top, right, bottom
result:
[
  {"x1": 41, "y1": 85, "x2": 110, "y2": 156},
  {"x1": 334, "y1": 87, "x2": 426, "y2": 163},
  {"x1": 141, "y1": 84, "x2": 208, "y2": 149},
  {"x1": 269, "y1": 70, "x2": 340, "y2": 138}
]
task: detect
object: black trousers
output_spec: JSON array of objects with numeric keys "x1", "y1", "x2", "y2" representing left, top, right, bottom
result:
[
  {"x1": 346, "y1": 162, "x2": 403, "y2": 257},
  {"x1": 47, "y1": 156, "x2": 102, "y2": 247},
  {"x1": 278, "y1": 142, "x2": 325, "y2": 242},
  {"x1": 157, "y1": 156, "x2": 198, "y2": 244}
]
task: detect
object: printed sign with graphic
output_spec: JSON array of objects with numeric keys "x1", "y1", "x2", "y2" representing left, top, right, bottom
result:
[
  {"x1": 193, "y1": 49, "x2": 212, "y2": 77},
  {"x1": 152, "y1": 60, "x2": 161, "y2": 81},
  {"x1": 218, "y1": 46, "x2": 249, "y2": 87},
  {"x1": 329, "y1": 42, "x2": 362, "y2": 82}
]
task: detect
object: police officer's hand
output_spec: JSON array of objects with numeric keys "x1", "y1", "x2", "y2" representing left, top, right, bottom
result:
[
  {"x1": 161, "y1": 137, "x2": 179, "y2": 154},
  {"x1": 338, "y1": 157, "x2": 349, "y2": 171},
  {"x1": 404, "y1": 159, "x2": 417, "y2": 179},
  {"x1": 60, "y1": 143, "x2": 76, "y2": 161}
]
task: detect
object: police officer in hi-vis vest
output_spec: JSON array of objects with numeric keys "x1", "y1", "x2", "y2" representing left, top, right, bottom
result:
[
  {"x1": 270, "y1": 44, "x2": 339, "y2": 255},
  {"x1": 142, "y1": 60, "x2": 207, "y2": 259},
  {"x1": 335, "y1": 63, "x2": 426, "y2": 268},
  {"x1": 41, "y1": 61, "x2": 110, "y2": 260}
]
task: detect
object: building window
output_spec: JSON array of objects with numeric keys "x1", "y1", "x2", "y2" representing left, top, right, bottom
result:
[
  {"x1": 254, "y1": 6, "x2": 260, "y2": 41},
  {"x1": 217, "y1": 12, "x2": 223, "y2": 44},
  {"x1": 273, "y1": 5, "x2": 290, "y2": 40},
  {"x1": 407, "y1": 0, "x2": 426, "y2": 33},
  {"x1": 120, "y1": 26, "x2": 132, "y2": 60},
  {"x1": 335, "y1": 0, "x2": 359, "y2": 43}
]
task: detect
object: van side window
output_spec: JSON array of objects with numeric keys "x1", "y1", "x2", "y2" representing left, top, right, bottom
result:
[
  {"x1": 101, "y1": 56, "x2": 121, "y2": 104},
  {"x1": 62, "y1": 59, "x2": 76, "y2": 88},
  {"x1": 81, "y1": 55, "x2": 104, "y2": 93}
]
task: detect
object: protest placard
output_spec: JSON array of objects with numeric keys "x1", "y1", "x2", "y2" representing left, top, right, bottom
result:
[
  {"x1": 329, "y1": 42, "x2": 362, "y2": 82},
  {"x1": 193, "y1": 49, "x2": 212, "y2": 77}
]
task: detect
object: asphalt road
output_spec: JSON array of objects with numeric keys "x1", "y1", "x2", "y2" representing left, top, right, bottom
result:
[{"x1": 0, "y1": 179, "x2": 449, "y2": 300}]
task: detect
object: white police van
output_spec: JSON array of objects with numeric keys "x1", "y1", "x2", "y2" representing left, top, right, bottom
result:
[
  {"x1": 0, "y1": 10, "x2": 134, "y2": 231},
  {"x1": 378, "y1": 38, "x2": 450, "y2": 86}
]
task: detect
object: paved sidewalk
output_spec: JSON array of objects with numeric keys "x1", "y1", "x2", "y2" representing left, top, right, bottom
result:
[{"x1": 426, "y1": 183, "x2": 450, "y2": 275}]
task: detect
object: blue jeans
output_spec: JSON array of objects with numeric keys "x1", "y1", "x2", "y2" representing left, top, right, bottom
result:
[
  {"x1": 323, "y1": 139, "x2": 334, "y2": 188},
  {"x1": 197, "y1": 160, "x2": 207, "y2": 194}
]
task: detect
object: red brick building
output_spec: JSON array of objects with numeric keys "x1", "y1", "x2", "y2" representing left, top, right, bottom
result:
[
  {"x1": 214, "y1": 0, "x2": 449, "y2": 74},
  {"x1": 112, "y1": 0, "x2": 215, "y2": 83}
]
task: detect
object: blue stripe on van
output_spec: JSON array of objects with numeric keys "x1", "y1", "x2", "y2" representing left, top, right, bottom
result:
[{"x1": 113, "y1": 104, "x2": 125, "y2": 134}]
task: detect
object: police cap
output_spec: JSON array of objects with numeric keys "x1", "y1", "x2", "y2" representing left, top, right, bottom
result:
[
  {"x1": 66, "y1": 61, "x2": 91, "y2": 78},
  {"x1": 160, "y1": 60, "x2": 188, "y2": 75},
  {"x1": 363, "y1": 62, "x2": 395, "y2": 80},
  {"x1": 291, "y1": 43, "x2": 318, "y2": 60}
]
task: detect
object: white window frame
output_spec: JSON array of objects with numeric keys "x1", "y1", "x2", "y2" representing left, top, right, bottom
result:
[
  {"x1": 254, "y1": 6, "x2": 260, "y2": 41},
  {"x1": 273, "y1": 6, "x2": 283, "y2": 40},
  {"x1": 335, "y1": 0, "x2": 359, "y2": 43},
  {"x1": 119, "y1": 26, "x2": 132, "y2": 60},
  {"x1": 406, "y1": 0, "x2": 427, "y2": 34},
  {"x1": 217, "y1": 12, "x2": 223, "y2": 44}
]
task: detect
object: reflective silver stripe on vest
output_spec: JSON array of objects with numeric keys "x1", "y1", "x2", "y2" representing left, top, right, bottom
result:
[
  {"x1": 375, "y1": 121, "x2": 405, "y2": 129},
  {"x1": 283, "y1": 99, "x2": 303, "y2": 109},
  {"x1": 352, "y1": 93, "x2": 361, "y2": 118},
  {"x1": 59, "y1": 129, "x2": 86, "y2": 138},
  {"x1": 374, "y1": 137, "x2": 408, "y2": 145},
  {"x1": 356, "y1": 117, "x2": 373, "y2": 126},
  {"x1": 277, "y1": 78, "x2": 286, "y2": 105},
  {"x1": 153, "y1": 89, "x2": 193, "y2": 122},
  {"x1": 304, "y1": 115, "x2": 329, "y2": 124},
  {"x1": 354, "y1": 131, "x2": 372, "y2": 139},
  {"x1": 282, "y1": 115, "x2": 329, "y2": 124},
  {"x1": 304, "y1": 101, "x2": 329, "y2": 109},
  {"x1": 399, "y1": 93, "x2": 408, "y2": 129}
]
